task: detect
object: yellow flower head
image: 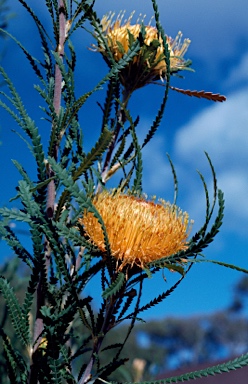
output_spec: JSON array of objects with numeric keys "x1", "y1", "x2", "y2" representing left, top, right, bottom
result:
[
  {"x1": 79, "y1": 192, "x2": 192, "y2": 271},
  {"x1": 93, "y1": 11, "x2": 191, "y2": 92}
]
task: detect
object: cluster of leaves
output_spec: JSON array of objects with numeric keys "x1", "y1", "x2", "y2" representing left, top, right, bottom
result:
[
  {"x1": 1, "y1": 258, "x2": 248, "y2": 384},
  {"x1": 0, "y1": 0, "x2": 247, "y2": 383}
]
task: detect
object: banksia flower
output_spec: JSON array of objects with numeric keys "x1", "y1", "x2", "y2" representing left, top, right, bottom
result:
[
  {"x1": 93, "y1": 11, "x2": 191, "y2": 93},
  {"x1": 79, "y1": 192, "x2": 192, "y2": 271}
]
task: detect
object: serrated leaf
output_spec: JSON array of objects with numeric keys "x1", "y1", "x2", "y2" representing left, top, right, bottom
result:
[
  {"x1": 0, "y1": 29, "x2": 43, "y2": 79},
  {"x1": 72, "y1": 127, "x2": 113, "y2": 181},
  {"x1": 0, "y1": 277, "x2": 30, "y2": 346},
  {"x1": 22, "y1": 265, "x2": 40, "y2": 324},
  {"x1": 166, "y1": 154, "x2": 178, "y2": 205},
  {"x1": 1, "y1": 328, "x2": 28, "y2": 383},
  {"x1": 101, "y1": 77, "x2": 120, "y2": 131},
  {"x1": 154, "y1": 352, "x2": 248, "y2": 383},
  {"x1": 12, "y1": 159, "x2": 34, "y2": 187},
  {"x1": 0, "y1": 225, "x2": 33, "y2": 267},
  {"x1": 116, "y1": 40, "x2": 125, "y2": 54},
  {"x1": 102, "y1": 273, "x2": 125, "y2": 299},
  {"x1": 30, "y1": 176, "x2": 55, "y2": 192},
  {"x1": 141, "y1": 80, "x2": 169, "y2": 149},
  {"x1": 117, "y1": 290, "x2": 136, "y2": 321},
  {"x1": 188, "y1": 258, "x2": 248, "y2": 274},
  {"x1": 160, "y1": 262, "x2": 185, "y2": 275},
  {"x1": 126, "y1": 274, "x2": 184, "y2": 318},
  {"x1": 0, "y1": 207, "x2": 31, "y2": 223}
]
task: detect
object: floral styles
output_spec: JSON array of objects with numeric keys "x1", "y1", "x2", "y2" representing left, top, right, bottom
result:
[
  {"x1": 93, "y1": 11, "x2": 191, "y2": 93},
  {"x1": 79, "y1": 192, "x2": 192, "y2": 271}
]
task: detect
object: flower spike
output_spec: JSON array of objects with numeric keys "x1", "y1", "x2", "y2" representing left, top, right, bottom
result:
[
  {"x1": 92, "y1": 11, "x2": 191, "y2": 93},
  {"x1": 79, "y1": 191, "x2": 193, "y2": 271}
]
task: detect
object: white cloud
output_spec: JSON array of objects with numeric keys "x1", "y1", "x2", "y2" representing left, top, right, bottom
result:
[
  {"x1": 175, "y1": 89, "x2": 248, "y2": 165},
  {"x1": 224, "y1": 52, "x2": 248, "y2": 88},
  {"x1": 140, "y1": 86, "x2": 248, "y2": 235},
  {"x1": 174, "y1": 87, "x2": 248, "y2": 233},
  {"x1": 219, "y1": 171, "x2": 248, "y2": 220}
]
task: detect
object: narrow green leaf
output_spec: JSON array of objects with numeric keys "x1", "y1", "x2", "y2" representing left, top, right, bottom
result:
[
  {"x1": 0, "y1": 277, "x2": 30, "y2": 346},
  {"x1": 126, "y1": 274, "x2": 185, "y2": 318},
  {"x1": 30, "y1": 176, "x2": 55, "y2": 192},
  {"x1": 17, "y1": 0, "x2": 53, "y2": 73},
  {"x1": 166, "y1": 154, "x2": 178, "y2": 205},
  {"x1": 0, "y1": 224, "x2": 33, "y2": 267},
  {"x1": 117, "y1": 291, "x2": 136, "y2": 321},
  {"x1": 102, "y1": 273, "x2": 125, "y2": 299},
  {"x1": 0, "y1": 207, "x2": 31, "y2": 223},
  {"x1": 12, "y1": 159, "x2": 34, "y2": 187},
  {"x1": 1, "y1": 328, "x2": 28, "y2": 383},
  {"x1": 72, "y1": 127, "x2": 113, "y2": 181},
  {"x1": 188, "y1": 258, "x2": 248, "y2": 274},
  {"x1": 0, "y1": 29, "x2": 43, "y2": 79},
  {"x1": 101, "y1": 77, "x2": 119, "y2": 132},
  {"x1": 150, "y1": 352, "x2": 248, "y2": 383}
]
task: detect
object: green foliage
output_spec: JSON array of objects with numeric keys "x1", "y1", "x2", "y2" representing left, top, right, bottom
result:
[
  {"x1": 152, "y1": 353, "x2": 248, "y2": 383},
  {"x1": 0, "y1": 0, "x2": 246, "y2": 383},
  {"x1": 102, "y1": 272, "x2": 125, "y2": 299},
  {"x1": 0, "y1": 277, "x2": 30, "y2": 347}
]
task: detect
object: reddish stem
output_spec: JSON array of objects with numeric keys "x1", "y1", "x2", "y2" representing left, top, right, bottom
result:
[
  {"x1": 29, "y1": 2, "x2": 67, "y2": 382},
  {"x1": 46, "y1": 0, "x2": 66, "y2": 217}
]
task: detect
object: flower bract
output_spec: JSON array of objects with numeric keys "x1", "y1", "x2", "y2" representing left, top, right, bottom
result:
[{"x1": 93, "y1": 11, "x2": 191, "y2": 93}]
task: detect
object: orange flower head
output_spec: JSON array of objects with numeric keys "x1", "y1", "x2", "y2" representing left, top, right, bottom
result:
[
  {"x1": 79, "y1": 192, "x2": 193, "y2": 271},
  {"x1": 93, "y1": 11, "x2": 191, "y2": 92}
]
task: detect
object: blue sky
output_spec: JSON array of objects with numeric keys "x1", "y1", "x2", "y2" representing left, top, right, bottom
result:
[{"x1": 0, "y1": 0, "x2": 248, "y2": 319}]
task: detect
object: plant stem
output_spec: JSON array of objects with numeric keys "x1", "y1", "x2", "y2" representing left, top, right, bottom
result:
[
  {"x1": 79, "y1": 304, "x2": 114, "y2": 384},
  {"x1": 46, "y1": 0, "x2": 66, "y2": 217},
  {"x1": 29, "y1": 2, "x2": 67, "y2": 382},
  {"x1": 79, "y1": 277, "x2": 127, "y2": 384}
]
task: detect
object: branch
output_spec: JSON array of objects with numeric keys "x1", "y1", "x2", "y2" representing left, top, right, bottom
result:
[
  {"x1": 46, "y1": 1, "x2": 66, "y2": 218},
  {"x1": 29, "y1": 2, "x2": 67, "y2": 383}
]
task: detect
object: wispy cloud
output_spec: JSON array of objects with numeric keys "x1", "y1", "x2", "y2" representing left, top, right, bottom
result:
[
  {"x1": 175, "y1": 88, "x2": 248, "y2": 167},
  {"x1": 224, "y1": 52, "x2": 248, "y2": 88},
  {"x1": 142, "y1": 86, "x2": 248, "y2": 235}
]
